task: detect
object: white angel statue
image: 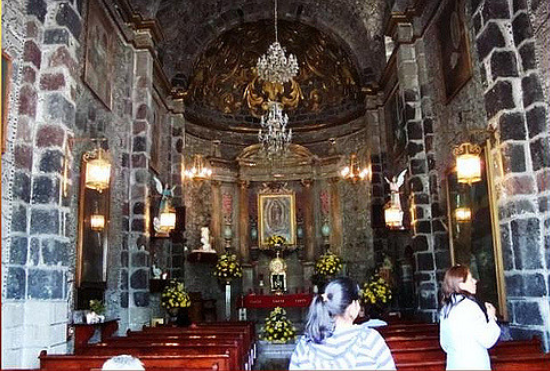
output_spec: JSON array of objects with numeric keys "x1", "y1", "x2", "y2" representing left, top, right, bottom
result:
[
  {"x1": 384, "y1": 169, "x2": 407, "y2": 211},
  {"x1": 201, "y1": 227, "x2": 214, "y2": 252}
]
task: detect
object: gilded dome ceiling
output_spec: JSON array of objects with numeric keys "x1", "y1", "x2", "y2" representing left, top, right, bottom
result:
[{"x1": 183, "y1": 20, "x2": 365, "y2": 132}]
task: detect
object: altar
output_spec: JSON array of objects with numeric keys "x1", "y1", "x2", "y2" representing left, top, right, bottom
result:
[{"x1": 239, "y1": 293, "x2": 313, "y2": 309}]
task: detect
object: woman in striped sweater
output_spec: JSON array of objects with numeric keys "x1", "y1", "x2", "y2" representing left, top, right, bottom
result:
[{"x1": 289, "y1": 277, "x2": 396, "y2": 370}]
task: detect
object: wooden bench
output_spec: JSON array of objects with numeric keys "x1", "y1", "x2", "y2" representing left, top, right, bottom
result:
[
  {"x1": 39, "y1": 350, "x2": 232, "y2": 371},
  {"x1": 396, "y1": 353, "x2": 550, "y2": 371}
]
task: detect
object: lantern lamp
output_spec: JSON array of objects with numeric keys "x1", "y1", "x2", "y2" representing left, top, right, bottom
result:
[
  {"x1": 90, "y1": 214, "x2": 105, "y2": 231},
  {"x1": 159, "y1": 208, "x2": 177, "y2": 231},
  {"x1": 84, "y1": 147, "x2": 112, "y2": 192},
  {"x1": 453, "y1": 142, "x2": 482, "y2": 184},
  {"x1": 384, "y1": 202, "x2": 404, "y2": 229},
  {"x1": 455, "y1": 207, "x2": 472, "y2": 222}
]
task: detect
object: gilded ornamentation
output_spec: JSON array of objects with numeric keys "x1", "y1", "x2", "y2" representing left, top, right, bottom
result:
[{"x1": 184, "y1": 20, "x2": 363, "y2": 128}]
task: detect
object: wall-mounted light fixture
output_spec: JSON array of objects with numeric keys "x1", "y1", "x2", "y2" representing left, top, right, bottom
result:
[
  {"x1": 83, "y1": 139, "x2": 112, "y2": 192},
  {"x1": 453, "y1": 142, "x2": 482, "y2": 184},
  {"x1": 340, "y1": 153, "x2": 370, "y2": 182},
  {"x1": 384, "y1": 202, "x2": 404, "y2": 229},
  {"x1": 455, "y1": 207, "x2": 472, "y2": 222},
  {"x1": 90, "y1": 213, "x2": 106, "y2": 231},
  {"x1": 183, "y1": 154, "x2": 212, "y2": 180}
]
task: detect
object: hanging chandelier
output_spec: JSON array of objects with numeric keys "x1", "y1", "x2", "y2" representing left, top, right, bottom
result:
[
  {"x1": 256, "y1": 0, "x2": 299, "y2": 84},
  {"x1": 258, "y1": 101, "x2": 292, "y2": 158},
  {"x1": 183, "y1": 154, "x2": 212, "y2": 180},
  {"x1": 340, "y1": 153, "x2": 370, "y2": 182}
]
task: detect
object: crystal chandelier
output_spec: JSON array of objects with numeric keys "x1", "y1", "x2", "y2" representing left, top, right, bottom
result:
[
  {"x1": 256, "y1": 0, "x2": 299, "y2": 84},
  {"x1": 340, "y1": 153, "x2": 370, "y2": 182},
  {"x1": 258, "y1": 101, "x2": 292, "y2": 158}
]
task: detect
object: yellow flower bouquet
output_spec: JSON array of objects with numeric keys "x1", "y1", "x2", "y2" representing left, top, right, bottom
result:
[
  {"x1": 261, "y1": 307, "x2": 296, "y2": 344},
  {"x1": 161, "y1": 279, "x2": 191, "y2": 310},
  {"x1": 314, "y1": 251, "x2": 343, "y2": 277},
  {"x1": 213, "y1": 253, "x2": 243, "y2": 281},
  {"x1": 266, "y1": 235, "x2": 286, "y2": 248},
  {"x1": 362, "y1": 274, "x2": 392, "y2": 306}
]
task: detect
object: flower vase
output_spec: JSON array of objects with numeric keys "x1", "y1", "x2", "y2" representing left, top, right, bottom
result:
[{"x1": 168, "y1": 308, "x2": 179, "y2": 325}]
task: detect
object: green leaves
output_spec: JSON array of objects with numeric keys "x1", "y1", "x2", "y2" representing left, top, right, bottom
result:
[
  {"x1": 314, "y1": 251, "x2": 343, "y2": 277},
  {"x1": 161, "y1": 279, "x2": 191, "y2": 309}
]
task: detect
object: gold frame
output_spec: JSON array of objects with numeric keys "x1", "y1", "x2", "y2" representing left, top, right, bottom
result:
[
  {"x1": 258, "y1": 193, "x2": 297, "y2": 247},
  {"x1": 2, "y1": 50, "x2": 12, "y2": 153},
  {"x1": 446, "y1": 140, "x2": 507, "y2": 319}
]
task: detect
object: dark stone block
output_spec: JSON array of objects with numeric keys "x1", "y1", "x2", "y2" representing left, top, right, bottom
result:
[
  {"x1": 538, "y1": 170, "x2": 550, "y2": 192},
  {"x1": 44, "y1": 28, "x2": 70, "y2": 45},
  {"x1": 429, "y1": 174, "x2": 439, "y2": 195},
  {"x1": 19, "y1": 85, "x2": 37, "y2": 118},
  {"x1": 32, "y1": 176, "x2": 59, "y2": 204},
  {"x1": 15, "y1": 145, "x2": 33, "y2": 170},
  {"x1": 473, "y1": 12, "x2": 482, "y2": 35},
  {"x1": 41, "y1": 239, "x2": 70, "y2": 266},
  {"x1": 23, "y1": 40, "x2": 41, "y2": 69},
  {"x1": 405, "y1": 105, "x2": 416, "y2": 123},
  {"x1": 514, "y1": 301, "x2": 543, "y2": 325},
  {"x1": 434, "y1": 233, "x2": 449, "y2": 251},
  {"x1": 134, "y1": 291, "x2": 150, "y2": 307},
  {"x1": 407, "y1": 121, "x2": 423, "y2": 140},
  {"x1": 30, "y1": 238, "x2": 40, "y2": 266},
  {"x1": 131, "y1": 218, "x2": 146, "y2": 232},
  {"x1": 526, "y1": 105, "x2": 547, "y2": 138},
  {"x1": 501, "y1": 143, "x2": 526, "y2": 173},
  {"x1": 36, "y1": 125, "x2": 65, "y2": 148},
  {"x1": 431, "y1": 202, "x2": 443, "y2": 218},
  {"x1": 432, "y1": 219, "x2": 446, "y2": 233},
  {"x1": 122, "y1": 153, "x2": 129, "y2": 168},
  {"x1": 11, "y1": 204, "x2": 28, "y2": 233},
  {"x1": 40, "y1": 73, "x2": 66, "y2": 91},
  {"x1": 120, "y1": 291, "x2": 129, "y2": 308},
  {"x1": 518, "y1": 41, "x2": 537, "y2": 71},
  {"x1": 531, "y1": 0, "x2": 543, "y2": 10},
  {"x1": 415, "y1": 220, "x2": 432, "y2": 234},
  {"x1": 130, "y1": 269, "x2": 148, "y2": 289},
  {"x1": 412, "y1": 235, "x2": 429, "y2": 251},
  {"x1": 132, "y1": 154, "x2": 146, "y2": 168},
  {"x1": 539, "y1": 196, "x2": 550, "y2": 213},
  {"x1": 39, "y1": 149, "x2": 64, "y2": 173},
  {"x1": 28, "y1": 269, "x2": 63, "y2": 299},
  {"x1": 132, "y1": 251, "x2": 148, "y2": 267},
  {"x1": 56, "y1": 3, "x2": 82, "y2": 39},
  {"x1": 410, "y1": 159, "x2": 426, "y2": 175},
  {"x1": 471, "y1": 0, "x2": 482, "y2": 13},
  {"x1": 530, "y1": 137, "x2": 550, "y2": 171},
  {"x1": 482, "y1": 0, "x2": 511, "y2": 21},
  {"x1": 476, "y1": 22, "x2": 506, "y2": 61},
  {"x1": 499, "y1": 199, "x2": 536, "y2": 220},
  {"x1": 500, "y1": 223, "x2": 514, "y2": 270},
  {"x1": 435, "y1": 250, "x2": 451, "y2": 270},
  {"x1": 511, "y1": 218, "x2": 542, "y2": 269},
  {"x1": 409, "y1": 176, "x2": 423, "y2": 192},
  {"x1": 176, "y1": 138, "x2": 183, "y2": 153},
  {"x1": 407, "y1": 142, "x2": 424, "y2": 158},
  {"x1": 498, "y1": 112, "x2": 526, "y2": 141},
  {"x1": 485, "y1": 80, "x2": 515, "y2": 119},
  {"x1": 46, "y1": 94, "x2": 75, "y2": 126},
  {"x1": 27, "y1": 0, "x2": 47, "y2": 23},
  {"x1": 13, "y1": 172, "x2": 31, "y2": 203},
  {"x1": 423, "y1": 118, "x2": 433, "y2": 134},
  {"x1": 490, "y1": 51, "x2": 519, "y2": 79},
  {"x1": 121, "y1": 251, "x2": 129, "y2": 267},
  {"x1": 522, "y1": 273, "x2": 547, "y2": 297},
  {"x1": 414, "y1": 206, "x2": 424, "y2": 220},
  {"x1": 121, "y1": 270, "x2": 128, "y2": 290},
  {"x1": 30, "y1": 209, "x2": 59, "y2": 235},
  {"x1": 504, "y1": 174, "x2": 536, "y2": 195},
  {"x1": 133, "y1": 136, "x2": 147, "y2": 152},
  {"x1": 512, "y1": 12, "x2": 532, "y2": 47},
  {"x1": 136, "y1": 104, "x2": 148, "y2": 119},
  {"x1": 6, "y1": 267, "x2": 26, "y2": 299},
  {"x1": 522, "y1": 74, "x2": 544, "y2": 107},
  {"x1": 513, "y1": 0, "x2": 528, "y2": 13},
  {"x1": 133, "y1": 202, "x2": 145, "y2": 215},
  {"x1": 414, "y1": 193, "x2": 430, "y2": 205},
  {"x1": 427, "y1": 155, "x2": 435, "y2": 171},
  {"x1": 10, "y1": 237, "x2": 28, "y2": 265}
]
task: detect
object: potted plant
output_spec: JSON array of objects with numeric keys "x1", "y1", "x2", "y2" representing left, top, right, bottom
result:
[
  {"x1": 361, "y1": 274, "x2": 392, "y2": 320},
  {"x1": 261, "y1": 307, "x2": 296, "y2": 344},
  {"x1": 161, "y1": 279, "x2": 191, "y2": 326},
  {"x1": 313, "y1": 250, "x2": 343, "y2": 289},
  {"x1": 213, "y1": 253, "x2": 243, "y2": 283}
]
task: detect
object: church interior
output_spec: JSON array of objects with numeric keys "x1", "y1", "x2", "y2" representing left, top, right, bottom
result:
[{"x1": 1, "y1": 0, "x2": 549, "y2": 369}]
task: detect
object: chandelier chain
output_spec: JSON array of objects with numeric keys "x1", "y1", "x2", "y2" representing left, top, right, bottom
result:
[{"x1": 274, "y1": 0, "x2": 278, "y2": 43}]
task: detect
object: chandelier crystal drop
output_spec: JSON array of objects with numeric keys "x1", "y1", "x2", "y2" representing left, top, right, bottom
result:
[
  {"x1": 258, "y1": 101, "x2": 292, "y2": 158},
  {"x1": 256, "y1": 0, "x2": 299, "y2": 84}
]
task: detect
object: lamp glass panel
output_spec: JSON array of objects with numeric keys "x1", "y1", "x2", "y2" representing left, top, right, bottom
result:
[{"x1": 456, "y1": 153, "x2": 481, "y2": 183}]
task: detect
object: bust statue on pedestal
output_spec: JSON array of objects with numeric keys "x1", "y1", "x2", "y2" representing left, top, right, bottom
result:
[{"x1": 200, "y1": 227, "x2": 215, "y2": 253}]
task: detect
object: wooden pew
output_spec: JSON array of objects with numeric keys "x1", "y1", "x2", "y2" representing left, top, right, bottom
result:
[
  {"x1": 396, "y1": 353, "x2": 550, "y2": 371},
  {"x1": 39, "y1": 350, "x2": 232, "y2": 371}
]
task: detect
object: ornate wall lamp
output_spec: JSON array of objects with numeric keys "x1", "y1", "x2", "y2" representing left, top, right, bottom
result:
[
  {"x1": 83, "y1": 141, "x2": 112, "y2": 192},
  {"x1": 340, "y1": 153, "x2": 370, "y2": 182},
  {"x1": 384, "y1": 203, "x2": 404, "y2": 229},
  {"x1": 152, "y1": 177, "x2": 177, "y2": 237},
  {"x1": 90, "y1": 213, "x2": 106, "y2": 231},
  {"x1": 453, "y1": 142, "x2": 482, "y2": 184},
  {"x1": 182, "y1": 154, "x2": 212, "y2": 181}
]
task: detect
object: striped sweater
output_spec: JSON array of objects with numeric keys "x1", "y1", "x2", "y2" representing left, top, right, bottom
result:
[{"x1": 289, "y1": 323, "x2": 396, "y2": 370}]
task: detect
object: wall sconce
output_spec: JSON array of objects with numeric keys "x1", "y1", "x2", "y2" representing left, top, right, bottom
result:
[
  {"x1": 183, "y1": 154, "x2": 212, "y2": 180},
  {"x1": 453, "y1": 142, "x2": 482, "y2": 184},
  {"x1": 159, "y1": 207, "x2": 177, "y2": 231},
  {"x1": 90, "y1": 213, "x2": 105, "y2": 231},
  {"x1": 384, "y1": 202, "x2": 404, "y2": 229},
  {"x1": 84, "y1": 145, "x2": 112, "y2": 192},
  {"x1": 340, "y1": 153, "x2": 370, "y2": 182},
  {"x1": 224, "y1": 223, "x2": 233, "y2": 249},
  {"x1": 455, "y1": 207, "x2": 472, "y2": 222},
  {"x1": 321, "y1": 219, "x2": 331, "y2": 245}
]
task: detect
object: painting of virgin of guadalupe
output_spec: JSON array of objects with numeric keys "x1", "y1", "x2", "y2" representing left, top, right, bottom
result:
[{"x1": 258, "y1": 193, "x2": 296, "y2": 247}]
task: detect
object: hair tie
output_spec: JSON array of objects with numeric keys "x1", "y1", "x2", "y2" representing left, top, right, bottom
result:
[{"x1": 321, "y1": 293, "x2": 328, "y2": 302}]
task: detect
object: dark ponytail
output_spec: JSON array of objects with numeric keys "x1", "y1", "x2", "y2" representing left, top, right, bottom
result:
[{"x1": 305, "y1": 277, "x2": 360, "y2": 343}]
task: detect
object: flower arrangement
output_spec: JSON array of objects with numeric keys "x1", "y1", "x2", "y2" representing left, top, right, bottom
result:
[
  {"x1": 314, "y1": 251, "x2": 343, "y2": 277},
  {"x1": 89, "y1": 299, "x2": 105, "y2": 315},
  {"x1": 261, "y1": 307, "x2": 296, "y2": 343},
  {"x1": 266, "y1": 235, "x2": 286, "y2": 248},
  {"x1": 161, "y1": 279, "x2": 191, "y2": 310},
  {"x1": 362, "y1": 274, "x2": 392, "y2": 306},
  {"x1": 213, "y1": 253, "x2": 243, "y2": 281}
]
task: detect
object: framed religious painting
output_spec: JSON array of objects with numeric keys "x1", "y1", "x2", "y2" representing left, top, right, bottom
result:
[
  {"x1": 437, "y1": 0, "x2": 473, "y2": 103},
  {"x1": 2, "y1": 50, "x2": 12, "y2": 153},
  {"x1": 445, "y1": 140, "x2": 507, "y2": 319},
  {"x1": 83, "y1": 0, "x2": 114, "y2": 109},
  {"x1": 384, "y1": 84, "x2": 406, "y2": 160},
  {"x1": 258, "y1": 193, "x2": 297, "y2": 247}
]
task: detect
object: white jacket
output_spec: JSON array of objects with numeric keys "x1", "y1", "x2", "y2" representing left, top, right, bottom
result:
[{"x1": 439, "y1": 296, "x2": 501, "y2": 370}]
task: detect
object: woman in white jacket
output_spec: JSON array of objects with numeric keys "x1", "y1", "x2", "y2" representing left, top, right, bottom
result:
[{"x1": 439, "y1": 265, "x2": 501, "y2": 370}]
